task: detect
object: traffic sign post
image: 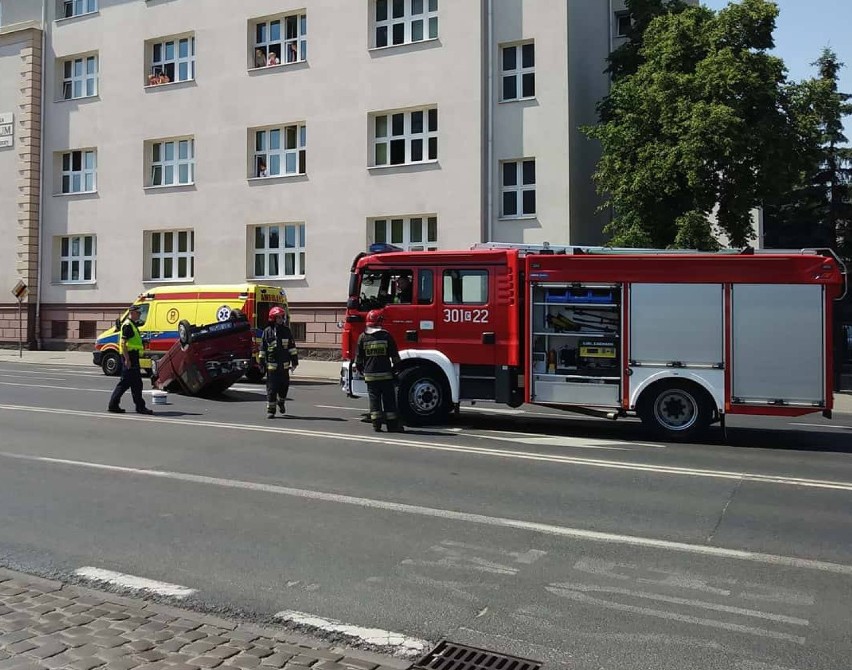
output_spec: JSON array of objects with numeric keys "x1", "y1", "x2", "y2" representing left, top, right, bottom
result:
[{"x1": 10, "y1": 280, "x2": 28, "y2": 358}]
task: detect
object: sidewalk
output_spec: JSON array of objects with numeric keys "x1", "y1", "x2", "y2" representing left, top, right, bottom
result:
[{"x1": 0, "y1": 568, "x2": 410, "y2": 670}]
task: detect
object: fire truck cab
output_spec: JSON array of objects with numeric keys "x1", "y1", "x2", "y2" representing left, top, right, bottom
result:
[{"x1": 340, "y1": 243, "x2": 846, "y2": 440}]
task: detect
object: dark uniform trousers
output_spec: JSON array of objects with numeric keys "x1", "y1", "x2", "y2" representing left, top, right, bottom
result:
[
  {"x1": 266, "y1": 369, "x2": 290, "y2": 409},
  {"x1": 108, "y1": 351, "x2": 146, "y2": 411},
  {"x1": 367, "y1": 378, "x2": 399, "y2": 426}
]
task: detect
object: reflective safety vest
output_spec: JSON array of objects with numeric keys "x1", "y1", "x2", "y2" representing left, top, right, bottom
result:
[{"x1": 120, "y1": 319, "x2": 144, "y2": 354}]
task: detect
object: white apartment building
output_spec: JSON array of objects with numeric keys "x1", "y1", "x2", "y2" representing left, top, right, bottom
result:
[{"x1": 2, "y1": 0, "x2": 646, "y2": 351}]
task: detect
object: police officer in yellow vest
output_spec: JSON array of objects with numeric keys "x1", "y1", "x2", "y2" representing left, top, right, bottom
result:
[{"x1": 108, "y1": 305, "x2": 154, "y2": 414}]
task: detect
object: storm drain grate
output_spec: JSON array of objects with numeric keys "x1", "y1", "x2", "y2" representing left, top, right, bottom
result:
[{"x1": 412, "y1": 640, "x2": 543, "y2": 670}]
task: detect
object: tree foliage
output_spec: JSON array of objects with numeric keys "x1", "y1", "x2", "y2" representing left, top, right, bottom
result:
[
  {"x1": 586, "y1": 0, "x2": 815, "y2": 249},
  {"x1": 763, "y1": 48, "x2": 852, "y2": 259}
]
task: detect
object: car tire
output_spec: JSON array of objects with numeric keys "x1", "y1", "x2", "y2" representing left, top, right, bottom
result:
[
  {"x1": 101, "y1": 352, "x2": 121, "y2": 376},
  {"x1": 397, "y1": 366, "x2": 450, "y2": 426},
  {"x1": 178, "y1": 320, "x2": 192, "y2": 346},
  {"x1": 637, "y1": 380, "x2": 713, "y2": 441}
]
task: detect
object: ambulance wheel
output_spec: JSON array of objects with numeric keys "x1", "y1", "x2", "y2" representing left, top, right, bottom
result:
[
  {"x1": 638, "y1": 380, "x2": 713, "y2": 441},
  {"x1": 178, "y1": 320, "x2": 192, "y2": 346},
  {"x1": 101, "y1": 352, "x2": 121, "y2": 376},
  {"x1": 398, "y1": 366, "x2": 450, "y2": 426}
]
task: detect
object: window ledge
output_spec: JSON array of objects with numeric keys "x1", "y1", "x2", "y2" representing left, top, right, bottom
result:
[
  {"x1": 53, "y1": 281, "x2": 97, "y2": 286},
  {"x1": 368, "y1": 37, "x2": 439, "y2": 53},
  {"x1": 248, "y1": 60, "x2": 307, "y2": 74},
  {"x1": 249, "y1": 276, "x2": 306, "y2": 282},
  {"x1": 499, "y1": 96, "x2": 537, "y2": 104},
  {"x1": 499, "y1": 214, "x2": 538, "y2": 221},
  {"x1": 144, "y1": 183, "x2": 196, "y2": 191},
  {"x1": 144, "y1": 79, "x2": 196, "y2": 91},
  {"x1": 55, "y1": 10, "x2": 99, "y2": 24},
  {"x1": 248, "y1": 174, "x2": 307, "y2": 183},
  {"x1": 55, "y1": 94, "x2": 100, "y2": 104},
  {"x1": 142, "y1": 279, "x2": 195, "y2": 285},
  {"x1": 53, "y1": 190, "x2": 98, "y2": 197},
  {"x1": 368, "y1": 159, "x2": 439, "y2": 171}
]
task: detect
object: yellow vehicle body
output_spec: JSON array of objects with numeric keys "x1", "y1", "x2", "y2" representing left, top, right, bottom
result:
[{"x1": 93, "y1": 284, "x2": 288, "y2": 376}]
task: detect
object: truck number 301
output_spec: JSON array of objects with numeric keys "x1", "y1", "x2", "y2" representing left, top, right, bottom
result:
[{"x1": 443, "y1": 308, "x2": 489, "y2": 324}]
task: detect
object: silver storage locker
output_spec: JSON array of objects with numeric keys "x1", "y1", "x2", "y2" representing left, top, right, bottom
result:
[
  {"x1": 732, "y1": 284, "x2": 824, "y2": 405},
  {"x1": 630, "y1": 284, "x2": 724, "y2": 366}
]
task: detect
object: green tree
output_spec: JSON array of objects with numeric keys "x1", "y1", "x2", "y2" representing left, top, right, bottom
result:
[
  {"x1": 764, "y1": 49, "x2": 852, "y2": 258},
  {"x1": 586, "y1": 0, "x2": 814, "y2": 249}
]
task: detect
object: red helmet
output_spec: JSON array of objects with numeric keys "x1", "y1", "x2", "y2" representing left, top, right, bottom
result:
[
  {"x1": 366, "y1": 309, "x2": 384, "y2": 328},
  {"x1": 268, "y1": 306, "x2": 286, "y2": 321}
]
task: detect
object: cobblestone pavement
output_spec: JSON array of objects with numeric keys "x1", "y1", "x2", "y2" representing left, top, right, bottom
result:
[{"x1": 0, "y1": 569, "x2": 410, "y2": 670}]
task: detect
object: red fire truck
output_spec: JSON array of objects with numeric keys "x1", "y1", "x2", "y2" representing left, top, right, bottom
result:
[{"x1": 340, "y1": 243, "x2": 847, "y2": 439}]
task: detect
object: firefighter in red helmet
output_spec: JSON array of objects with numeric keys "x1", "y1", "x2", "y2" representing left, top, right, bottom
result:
[
  {"x1": 259, "y1": 305, "x2": 298, "y2": 418},
  {"x1": 355, "y1": 309, "x2": 404, "y2": 432}
]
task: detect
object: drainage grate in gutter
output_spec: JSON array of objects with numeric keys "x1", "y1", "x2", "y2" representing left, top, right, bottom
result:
[{"x1": 412, "y1": 639, "x2": 543, "y2": 670}]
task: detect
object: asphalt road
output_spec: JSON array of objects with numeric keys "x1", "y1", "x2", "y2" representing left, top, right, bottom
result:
[{"x1": 1, "y1": 361, "x2": 851, "y2": 670}]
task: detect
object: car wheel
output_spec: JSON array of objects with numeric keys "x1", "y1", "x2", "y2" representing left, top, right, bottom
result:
[
  {"x1": 397, "y1": 366, "x2": 450, "y2": 426},
  {"x1": 178, "y1": 320, "x2": 192, "y2": 346},
  {"x1": 638, "y1": 380, "x2": 713, "y2": 441},
  {"x1": 101, "y1": 352, "x2": 121, "y2": 376}
]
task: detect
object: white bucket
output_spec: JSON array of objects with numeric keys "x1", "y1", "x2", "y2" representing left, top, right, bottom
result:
[{"x1": 151, "y1": 390, "x2": 169, "y2": 405}]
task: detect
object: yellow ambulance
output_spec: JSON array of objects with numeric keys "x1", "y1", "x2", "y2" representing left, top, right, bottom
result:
[{"x1": 93, "y1": 284, "x2": 288, "y2": 380}]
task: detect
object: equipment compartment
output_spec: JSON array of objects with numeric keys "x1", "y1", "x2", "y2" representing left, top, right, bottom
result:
[{"x1": 530, "y1": 283, "x2": 622, "y2": 406}]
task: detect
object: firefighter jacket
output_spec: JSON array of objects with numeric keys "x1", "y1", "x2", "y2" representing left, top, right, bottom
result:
[
  {"x1": 355, "y1": 329, "x2": 400, "y2": 382},
  {"x1": 260, "y1": 324, "x2": 299, "y2": 372}
]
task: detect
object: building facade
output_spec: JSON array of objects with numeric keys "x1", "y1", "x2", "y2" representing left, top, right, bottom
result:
[{"x1": 2, "y1": 0, "x2": 642, "y2": 351}]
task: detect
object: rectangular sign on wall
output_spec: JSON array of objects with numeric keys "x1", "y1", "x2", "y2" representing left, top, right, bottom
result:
[{"x1": 0, "y1": 112, "x2": 14, "y2": 148}]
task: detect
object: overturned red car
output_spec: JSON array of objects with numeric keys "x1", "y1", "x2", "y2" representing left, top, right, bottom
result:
[{"x1": 151, "y1": 316, "x2": 253, "y2": 396}]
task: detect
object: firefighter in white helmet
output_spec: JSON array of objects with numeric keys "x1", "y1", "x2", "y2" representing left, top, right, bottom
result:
[
  {"x1": 355, "y1": 309, "x2": 404, "y2": 432},
  {"x1": 259, "y1": 306, "x2": 298, "y2": 418}
]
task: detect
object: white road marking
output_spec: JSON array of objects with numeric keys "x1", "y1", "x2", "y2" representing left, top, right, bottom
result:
[
  {"x1": 0, "y1": 403, "x2": 850, "y2": 491},
  {"x1": 545, "y1": 584, "x2": 806, "y2": 644},
  {"x1": 274, "y1": 610, "x2": 427, "y2": 654},
  {"x1": 0, "y1": 374, "x2": 65, "y2": 381},
  {"x1": 546, "y1": 582, "x2": 809, "y2": 626},
  {"x1": 789, "y1": 422, "x2": 852, "y2": 431},
  {"x1": 74, "y1": 567, "x2": 196, "y2": 598},
  {"x1": 3, "y1": 450, "x2": 852, "y2": 576},
  {"x1": 0, "y1": 381, "x2": 111, "y2": 393}
]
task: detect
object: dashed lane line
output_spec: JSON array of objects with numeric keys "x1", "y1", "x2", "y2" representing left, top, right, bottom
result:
[{"x1": 74, "y1": 567, "x2": 196, "y2": 598}]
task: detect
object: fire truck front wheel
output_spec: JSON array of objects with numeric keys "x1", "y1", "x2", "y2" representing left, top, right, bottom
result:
[
  {"x1": 637, "y1": 380, "x2": 713, "y2": 441},
  {"x1": 397, "y1": 366, "x2": 450, "y2": 426}
]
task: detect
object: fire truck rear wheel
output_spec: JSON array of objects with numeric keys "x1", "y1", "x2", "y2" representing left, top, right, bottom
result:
[
  {"x1": 638, "y1": 380, "x2": 713, "y2": 441},
  {"x1": 397, "y1": 366, "x2": 450, "y2": 426}
]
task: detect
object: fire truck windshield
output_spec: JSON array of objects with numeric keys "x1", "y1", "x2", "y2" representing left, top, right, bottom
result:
[{"x1": 354, "y1": 268, "x2": 413, "y2": 310}]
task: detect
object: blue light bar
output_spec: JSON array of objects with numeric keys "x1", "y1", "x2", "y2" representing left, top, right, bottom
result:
[{"x1": 369, "y1": 243, "x2": 404, "y2": 254}]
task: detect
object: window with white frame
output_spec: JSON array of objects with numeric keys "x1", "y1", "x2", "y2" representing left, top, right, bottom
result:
[
  {"x1": 148, "y1": 36, "x2": 195, "y2": 85},
  {"x1": 60, "y1": 150, "x2": 96, "y2": 194},
  {"x1": 373, "y1": 107, "x2": 437, "y2": 166},
  {"x1": 615, "y1": 12, "x2": 632, "y2": 38},
  {"x1": 57, "y1": 235, "x2": 96, "y2": 283},
  {"x1": 370, "y1": 216, "x2": 437, "y2": 251},
  {"x1": 253, "y1": 125, "x2": 306, "y2": 178},
  {"x1": 149, "y1": 138, "x2": 194, "y2": 187},
  {"x1": 60, "y1": 0, "x2": 96, "y2": 19},
  {"x1": 373, "y1": 0, "x2": 438, "y2": 48},
  {"x1": 501, "y1": 42, "x2": 534, "y2": 101},
  {"x1": 251, "y1": 224, "x2": 306, "y2": 278},
  {"x1": 501, "y1": 159, "x2": 536, "y2": 217},
  {"x1": 146, "y1": 230, "x2": 194, "y2": 281},
  {"x1": 61, "y1": 54, "x2": 98, "y2": 99},
  {"x1": 252, "y1": 14, "x2": 307, "y2": 68}
]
